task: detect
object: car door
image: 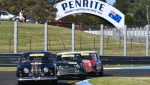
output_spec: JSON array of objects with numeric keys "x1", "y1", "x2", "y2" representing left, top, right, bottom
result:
[
  {"x1": 94, "y1": 53, "x2": 102, "y2": 71},
  {"x1": 0, "y1": 11, "x2": 9, "y2": 20}
]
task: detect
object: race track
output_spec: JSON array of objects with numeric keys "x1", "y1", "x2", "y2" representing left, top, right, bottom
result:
[{"x1": 1, "y1": 69, "x2": 150, "y2": 85}]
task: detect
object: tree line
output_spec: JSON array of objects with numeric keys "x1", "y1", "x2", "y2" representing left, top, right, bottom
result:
[{"x1": 0, "y1": 0, "x2": 149, "y2": 27}]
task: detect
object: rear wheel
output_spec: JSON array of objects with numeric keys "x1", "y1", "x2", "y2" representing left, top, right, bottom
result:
[{"x1": 15, "y1": 18, "x2": 20, "y2": 22}]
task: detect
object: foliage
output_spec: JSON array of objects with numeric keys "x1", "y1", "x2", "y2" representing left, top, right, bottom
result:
[
  {"x1": 125, "y1": 14, "x2": 138, "y2": 26},
  {"x1": 0, "y1": 0, "x2": 57, "y2": 22},
  {"x1": 114, "y1": 0, "x2": 128, "y2": 14},
  {"x1": 125, "y1": 0, "x2": 150, "y2": 26},
  {"x1": 1, "y1": 0, "x2": 150, "y2": 27}
]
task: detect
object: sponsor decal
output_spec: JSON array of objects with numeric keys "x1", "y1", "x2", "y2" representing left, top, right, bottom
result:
[
  {"x1": 55, "y1": 0, "x2": 125, "y2": 28},
  {"x1": 62, "y1": 54, "x2": 74, "y2": 57},
  {"x1": 61, "y1": 0, "x2": 105, "y2": 14},
  {"x1": 81, "y1": 53, "x2": 89, "y2": 56},
  {"x1": 29, "y1": 54, "x2": 44, "y2": 57}
]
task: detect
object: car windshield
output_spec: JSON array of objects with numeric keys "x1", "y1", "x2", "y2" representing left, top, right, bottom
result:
[
  {"x1": 21, "y1": 53, "x2": 53, "y2": 62},
  {"x1": 56, "y1": 54, "x2": 81, "y2": 61},
  {"x1": 81, "y1": 53, "x2": 93, "y2": 60}
]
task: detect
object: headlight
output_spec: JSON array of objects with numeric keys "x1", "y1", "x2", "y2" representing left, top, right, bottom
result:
[
  {"x1": 44, "y1": 67, "x2": 49, "y2": 73},
  {"x1": 24, "y1": 68, "x2": 29, "y2": 73},
  {"x1": 88, "y1": 63, "x2": 92, "y2": 67},
  {"x1": 40, "y1": 72, "x2": 45, "y2": 76}
]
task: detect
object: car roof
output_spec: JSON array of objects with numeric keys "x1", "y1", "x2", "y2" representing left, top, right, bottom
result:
[
  {"x1": 79, "y1": 51, "x2": 98, "y2": 53},
  {"x1": 57, "y1": 51, "x2": 81, "y2": 55},
  {"x1": 22, "y1": 50, "x2": 53, "y2": 55}
]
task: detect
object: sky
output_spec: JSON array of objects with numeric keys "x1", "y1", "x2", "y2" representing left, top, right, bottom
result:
[{"x1": 106, "y1": 0, "x2": 116, "y2": 5}]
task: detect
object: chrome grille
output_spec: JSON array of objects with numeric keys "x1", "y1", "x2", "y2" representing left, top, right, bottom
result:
[{"x1": 31, "y1": 61, "x2": 41, "y2": 78}]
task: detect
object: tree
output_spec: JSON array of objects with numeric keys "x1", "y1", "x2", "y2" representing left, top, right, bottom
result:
[
  {"x1": 114, "y1": 0, "x2": 128, "y2": 14},
  {"x1": 134, "y1": 8, "x2": 147, "y2": 26},
  {"x1": 0, "y1": 0, "x2": 57, "y2": 22},
  {"x1": 125, "y1": 14, "x2": 138, "y2": 26}
]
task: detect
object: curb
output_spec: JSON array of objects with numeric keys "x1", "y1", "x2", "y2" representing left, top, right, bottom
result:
[{"x1": 104, "y1": 66, "x2": 150, "y2": 69}]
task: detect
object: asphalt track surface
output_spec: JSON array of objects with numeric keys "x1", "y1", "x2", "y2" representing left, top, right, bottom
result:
[{"x1": 1, "y1": 69, "x2": 150, "y2": 85}]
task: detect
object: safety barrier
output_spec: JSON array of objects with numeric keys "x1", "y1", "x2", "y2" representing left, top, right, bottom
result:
[
  {"x1": 0, "y1": 54, "x2": 150, "y2": 67},
  {"x1": 0, "y1": 53, "x2": 21, "y2": 67},
  {"x1": 100, "y1": 55, "x2": 150, "y2": 65}
]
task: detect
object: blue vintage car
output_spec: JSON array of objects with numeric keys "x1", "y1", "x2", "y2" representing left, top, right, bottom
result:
[{"x1": 16, "y1": 51, "x2": 57, "y2": 85}]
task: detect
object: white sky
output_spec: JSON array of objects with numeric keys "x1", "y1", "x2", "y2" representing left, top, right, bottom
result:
[{"x1": 106, "y1": 0, "x2": 116, "y2": 5}]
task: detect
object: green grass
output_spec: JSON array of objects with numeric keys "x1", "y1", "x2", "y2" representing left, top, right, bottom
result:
[
  {"x1": 89, "y1": 77, "x2": 150, "y2": 85},
  {"x1": 0, "y1": 21, "x2": 148, "y2": 55}
]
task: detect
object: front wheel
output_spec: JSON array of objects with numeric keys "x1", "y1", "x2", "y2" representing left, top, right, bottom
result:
[
  {"x1": 99, "y1": 67, "x2": 104, "y2": 76},
  {"x1": 92, "y1": 68, "x2": 98, "y2": 76},
  {"x1": 17, "y1": 81, "x2": 23, "y2": 85},
  {"x1": 51, "y1": 80, "x2": 58, "y2": 85},
  {"x1": 79, "y1": 74, "x2": 86, "y2": 80}
]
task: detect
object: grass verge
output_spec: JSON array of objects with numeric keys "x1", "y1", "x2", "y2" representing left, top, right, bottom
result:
[
  {"x1": 89, "y1": 77, "x2": 150, "y2": 85},
  {"x1": 0, "y1": 21, "x2": 149, "y2": 56}
]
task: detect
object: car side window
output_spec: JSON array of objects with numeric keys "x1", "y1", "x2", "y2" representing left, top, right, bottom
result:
[
  {"x1": 93, "y1": 53, "x2": 97, "y2": 60},
  {"x1": 3, "y1": 12, "x2": 7, "y2": 15},
  {"x1": 96, "y1": 53, "x2": 100, "y2": 60},
  {"x1": 56, "y1": 55, "x2": 62, "y2": 61},
  {"x1": 17, "y1": 57, "x2": 21, "y2": 64},
  {"x1": 21, "y1": 56, "x2": 28, "y2": 62}
]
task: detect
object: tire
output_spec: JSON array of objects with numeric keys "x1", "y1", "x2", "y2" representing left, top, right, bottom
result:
[
  {"x1": 79, "y1": 74, "x2": 86, "y2": 80},
  {"x1": 92, "y1": 68, "x2": 98, "y2": 76},
  {"x1": 15, "y1": 18, "x2": 20, "y2": 22},
  {"x1": 51, "y1": 80, "x2": 58, "y2": 85},
  {"x1": 17, "y1": 81, "x2": 23, "y2": 85},
  {"x1": 99, "y1": 67, "x2": 104, "y2": 76},
  {"x1": 58, "y1": 76, "x2": 62, "y2": 80}
]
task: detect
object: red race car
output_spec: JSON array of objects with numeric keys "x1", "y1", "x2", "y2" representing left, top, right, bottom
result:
[{"x1": 80, "y1": 51, "x2": 103, "y2": 76}]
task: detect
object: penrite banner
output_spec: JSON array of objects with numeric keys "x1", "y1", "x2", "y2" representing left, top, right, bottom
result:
[{"x1": 54, "y1": 0, "x2": 125, "y2": 28}]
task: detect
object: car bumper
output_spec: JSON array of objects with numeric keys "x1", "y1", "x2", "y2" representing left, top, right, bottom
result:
[
  {"x1": 17, "y1": 76, "x2": 57, "y2": 81},
  {"x1": 85, "y1": 66, "x2": 102, "y2": 73},
  {"x1": 57, "y1": 69, "x2": 83, "y2": 76}
]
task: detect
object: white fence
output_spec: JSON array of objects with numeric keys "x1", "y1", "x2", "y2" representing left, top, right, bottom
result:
[{"x1": 84, "y1": 27, "x2": 150, "y2": 42}]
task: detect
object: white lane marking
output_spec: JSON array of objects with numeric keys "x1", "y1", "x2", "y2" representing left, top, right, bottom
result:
[{"x1": 104, "y1": 66, "x2": 150, "y2": 69}]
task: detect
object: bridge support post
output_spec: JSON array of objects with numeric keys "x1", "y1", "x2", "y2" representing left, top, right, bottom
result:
[
  {"x1": 14, "y1": 21, "x2": 18, "y2": 53},
  {"x1": 124, "y1": 25, "x2": 127, "y2": 56},
  {"x1": 44, "y1": 22, "x2": 48, "y2": 51},
  {"x1": 100, "y1": 24, "x2": 104, "y2": 55},
  {"x1": 72, "y1": 23, "x2": 75, "y2": 52}
]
